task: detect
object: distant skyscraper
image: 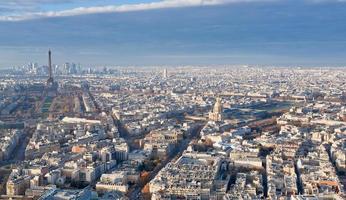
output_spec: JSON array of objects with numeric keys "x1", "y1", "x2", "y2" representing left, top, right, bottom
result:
[
  {"x1": 64, "y1": 62, "x2": 70, "y2": 75},
  {"x1": 163, "y1": 69, "x2": 168, "y2": 78},
  {"x1": 46, "y1": 50, "x2": 54, "y2": 86}
]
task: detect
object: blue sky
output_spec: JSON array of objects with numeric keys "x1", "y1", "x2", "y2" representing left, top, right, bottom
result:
[{"x1": 0, "y1": 0, "x2": 346, "y2": 68}]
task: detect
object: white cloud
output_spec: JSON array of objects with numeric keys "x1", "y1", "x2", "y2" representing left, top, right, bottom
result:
[{"x1": 0, "y1": 0, "x2": 275, "y2": 21}]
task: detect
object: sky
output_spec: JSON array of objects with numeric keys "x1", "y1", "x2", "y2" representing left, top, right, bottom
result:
[{"x1": 0, "y1": 0, "x2": 346, "y2": 68}]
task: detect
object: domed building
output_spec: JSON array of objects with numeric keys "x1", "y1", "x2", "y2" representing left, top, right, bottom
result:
[{"x1": 209, "y1": 97, "x2": 223, "y2": 121}]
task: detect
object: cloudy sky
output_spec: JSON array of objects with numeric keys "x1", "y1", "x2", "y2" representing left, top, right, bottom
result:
[{"x1": 0, "y1": 0, "x2": 346, "y2": 67}]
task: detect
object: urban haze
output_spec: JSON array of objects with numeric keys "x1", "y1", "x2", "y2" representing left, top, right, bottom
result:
[{"x1": 0, "y1": 1, "x2": 345, "y2": 200}]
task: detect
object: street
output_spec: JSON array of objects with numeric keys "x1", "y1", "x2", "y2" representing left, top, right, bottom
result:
[{"x1": 127, "y1": 123, "x2": 205, "y2": 199}]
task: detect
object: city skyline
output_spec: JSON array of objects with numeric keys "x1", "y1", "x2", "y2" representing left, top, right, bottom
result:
[
  {"x1": 1, "y1": 0, "x2": 346, "y2": 67},
  {"x1": 1, "y1": 64, "x2": 345, "y2": 199},
  {"x1": 1, "y1": 1, "x2": 346, "y2": 199}
]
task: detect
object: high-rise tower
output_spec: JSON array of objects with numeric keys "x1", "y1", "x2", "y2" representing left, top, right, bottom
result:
[
  {"x1": 163, "y1": 69, "x2": 168, "y2": 79},
  {"x1": 46, "y1": 50, "x2": 54, "y2": 85}
]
